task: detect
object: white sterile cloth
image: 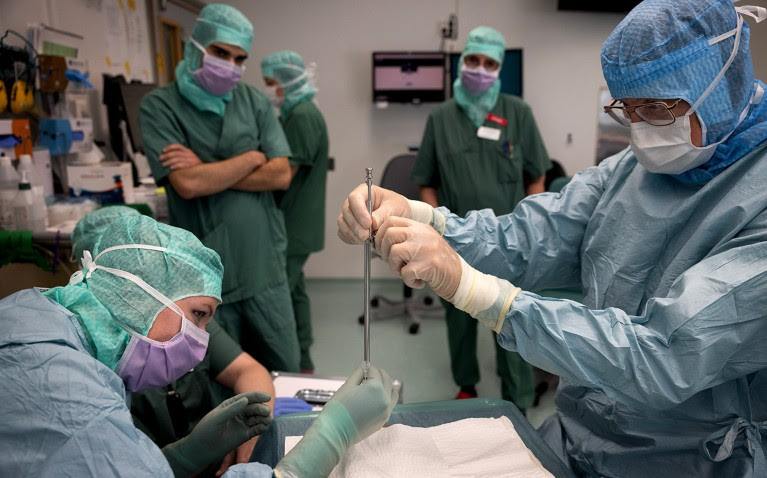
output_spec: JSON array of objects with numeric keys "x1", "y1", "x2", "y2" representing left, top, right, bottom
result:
[{"x1": 326, "y1": 416, "x2": 554, "y2": 478}]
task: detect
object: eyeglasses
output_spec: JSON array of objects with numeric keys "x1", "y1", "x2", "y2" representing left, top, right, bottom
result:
[
  {"x1": 463, "y1": 54, "x2": 500, "y2": 72},
  {"x1": 603, "y1": 98, "x2": 685, "y2": 127}
]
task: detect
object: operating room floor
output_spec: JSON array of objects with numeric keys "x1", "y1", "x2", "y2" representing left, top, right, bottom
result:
[{"x1": 304, "y1": 278, "x2": 557, "y2": 429}]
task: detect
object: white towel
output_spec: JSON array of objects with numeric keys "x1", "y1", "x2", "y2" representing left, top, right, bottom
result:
[{"x1": 327, "y1": 416, "x2": 554, "y2": 478}]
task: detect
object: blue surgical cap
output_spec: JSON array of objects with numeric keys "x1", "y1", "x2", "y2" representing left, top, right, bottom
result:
[
  {"x1": 602, "y1": 0, "x2": 756, "y2": 145},
  {"x1": 464, "y1": 26, "x2": 506, "y2": 65}
]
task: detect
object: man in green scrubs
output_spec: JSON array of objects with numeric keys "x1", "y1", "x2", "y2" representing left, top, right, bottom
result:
[
  {"x1": 412, "y1": 26, "x2": 551, "y2": 408},
  {"x1": 261, "y1": 50, "x2": 329, "y2": 373},
  {"x1": 139, "y1": 4, "x2": 300, "y2": 372}
]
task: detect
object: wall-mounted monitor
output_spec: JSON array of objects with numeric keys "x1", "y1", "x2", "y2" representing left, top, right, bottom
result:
[
  {"x1": 557, "y1": 0, "x2": 640, "y2": 13},
  {"x1": 372, "y1": 51, "x2": 446, "y2": 104},
  {"x1": 450, "y1": 49, "x2": 523, "y2": 98}
]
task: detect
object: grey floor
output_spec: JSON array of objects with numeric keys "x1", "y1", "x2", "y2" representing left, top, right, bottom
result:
[{"x1": 305, "y1": 278, "x2": 557, "y2": 429}]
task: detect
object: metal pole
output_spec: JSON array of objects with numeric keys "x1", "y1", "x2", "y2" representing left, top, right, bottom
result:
[{"x1": 363, "y1": 168, "x2": 373, "y2": 380}]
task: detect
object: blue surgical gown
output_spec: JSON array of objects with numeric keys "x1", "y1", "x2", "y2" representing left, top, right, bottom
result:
[
  {"x1": 0, "y1": 289, "x2": 275, "y2": 477},
  {"x1": 441, "y1": 144, "x2": 767, "y2": 477}
]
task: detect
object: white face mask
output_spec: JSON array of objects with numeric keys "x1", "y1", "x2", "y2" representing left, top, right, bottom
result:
[
  {"x1": 264, "y1": 85, "x2": 283, "y2": 108},
  {"x1": 629, "y1": 6, "x2": 764, "y2": 175},
  {"x1": 630, "y1": 115, "x2": 718, "y2": 174}
]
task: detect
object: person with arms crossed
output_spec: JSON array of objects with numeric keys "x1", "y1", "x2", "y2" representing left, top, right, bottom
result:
[{"x1": 139, "y1": 4, "x2": 300, "y2": 373}]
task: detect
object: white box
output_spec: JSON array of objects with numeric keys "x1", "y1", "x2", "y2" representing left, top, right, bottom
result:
[{"x1": 66, "y1": 161, "x2": 134, "y2": 204}]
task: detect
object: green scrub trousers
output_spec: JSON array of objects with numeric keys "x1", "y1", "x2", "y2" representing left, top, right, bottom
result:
[
  {"x1": 276, "y1": 100, "x2": 329, "y2": 371},
  {"x1": 412, "y1": 94, "x2": 551, "y2": 407}
]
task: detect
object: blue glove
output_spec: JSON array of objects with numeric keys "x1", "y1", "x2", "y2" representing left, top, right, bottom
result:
[
  {"x1": 274, "y1": 365, "x2": 398, "y2": 478},
  {"x1": 274, "y1": 397, "x2": 313, "y2": 417}
]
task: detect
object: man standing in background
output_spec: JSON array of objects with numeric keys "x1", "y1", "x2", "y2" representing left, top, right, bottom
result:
[
  {"x1": 262, "y1": 50, "x2": 329, "y2": 373},
  {"x1": 412, "y1": 26, "x2": 550, "y2": 408},
  {"x1": 139, "y1": 4, "x2": 300, "y2": 373}
]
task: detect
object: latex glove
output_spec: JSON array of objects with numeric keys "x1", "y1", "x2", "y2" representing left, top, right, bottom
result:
[
  {"x1": 376, "y1": 216, "x2": 462, "y2": 298},
  {"x1": 337, "y1": 184, "x2": 410, "y2": 244},
  {"x1": 378, "y1": 217, "x2": 520, "y2": 331},
  {"x1": 162, "y1": 391, "x2": 273, "y2": 477},
  {"x1": 274, "y1": 365, "x2": 398, "y2": 478}
]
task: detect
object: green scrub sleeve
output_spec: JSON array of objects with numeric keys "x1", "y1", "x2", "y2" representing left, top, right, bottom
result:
[
  {"x1": 206, "y1": 320, "x2": 243, "y2": 377},
  {"x1": 519, "y1": 102, "x2": 551, "y2": 181},
  {"x1": 256, "y1": 95, "x2": 292, "y2": 160},
  {"x1": 412, "y1": 114, "x2": 440, "y2": 188},
  {"x1": 282, "y1": 110, "x2": 321, "y2": 167},
  {"x1": 138, "y1": 92, "x2": 182, "y2": 184}
]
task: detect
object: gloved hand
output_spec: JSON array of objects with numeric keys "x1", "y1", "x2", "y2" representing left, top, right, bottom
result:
[
  {"x1": 378, "y1": 217, "x2": 520, "y2": 331},
  {"x1": 376, "y1": 217, "x2": 462, "y2": 299},
  {"x1": 162, "y1": 391, "x2": 273, "y2": 477},
  {"x1": 274, "y1": 365, "x2": 398, "y2": 478},
  {"x1": 337, "y1": 184, "x2": 410, "y2": 244}
]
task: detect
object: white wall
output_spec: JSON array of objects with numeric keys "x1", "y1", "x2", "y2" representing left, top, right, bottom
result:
[{"x1": 229, "y1": 0, "x2": 624, "y2": 278}]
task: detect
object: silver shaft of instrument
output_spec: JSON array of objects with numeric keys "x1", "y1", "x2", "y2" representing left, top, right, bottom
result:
[{"x1": 363, "y1": 168, "x2": 373, "y2": 379}]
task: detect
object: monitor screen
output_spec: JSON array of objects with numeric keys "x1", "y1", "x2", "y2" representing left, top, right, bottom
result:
[
  {"x1": 372, "y1": 51, "x2": 446, "y2": 103},
  {"x1": 449, "y1": 49, "x2": 523, "y2": 97},
  {"x1": 557, "y1": 0, "x2": 640, "y2": 13}
]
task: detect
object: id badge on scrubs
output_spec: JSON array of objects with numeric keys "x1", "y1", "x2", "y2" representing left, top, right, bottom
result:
[{"x1": 477, "y1": 126, "x2": 501, "y2": 141}]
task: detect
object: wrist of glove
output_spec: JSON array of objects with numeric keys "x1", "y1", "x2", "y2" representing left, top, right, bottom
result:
[
  {"x1": 162, "y1": 391, "x2": 272, "y2": 477},
  {"x1": 449, "y1": 256, "x2": 521, "y2": 332},
  {"x1": 406, "y1": 200, "x2": 446, "y2": 235}
]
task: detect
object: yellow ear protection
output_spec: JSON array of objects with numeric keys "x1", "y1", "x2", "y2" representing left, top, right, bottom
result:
[
  {"x1": 0, "y1": 30, "x2": 37, "y2": 115},
  {"x1": 0, "y1": 82, "x2": 7, "y2": 113},
  {"x1": 10, "y1": 79, "x2": 33, "y2": 114}
]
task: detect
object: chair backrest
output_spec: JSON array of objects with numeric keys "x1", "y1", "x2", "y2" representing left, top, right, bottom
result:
[{"x1": 379, "y1": 154, "x2": 421, "y2": 200}]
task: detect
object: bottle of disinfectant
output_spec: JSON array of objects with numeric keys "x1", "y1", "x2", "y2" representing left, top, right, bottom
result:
[
  {"x1": 17, "y1": 154, "x2": 48, "y2": 227},
  {"x1": 13, "y1": 170, "x2": 46, "y2": 232},
  {"x1": 0, "y1": 152, "x2": 19, "y2": 229}
]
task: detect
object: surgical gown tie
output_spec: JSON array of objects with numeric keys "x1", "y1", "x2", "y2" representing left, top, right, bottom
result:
[{"x1": 701, "y1": 417, "x2": 767, "y2": 471}]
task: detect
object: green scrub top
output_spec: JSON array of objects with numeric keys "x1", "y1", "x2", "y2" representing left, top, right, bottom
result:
[
  {"x1": 412, "y1": 95, "x2": 551, "y2": 217},
  {"x1": 139, "y1": 82, "x2": 292, "y2": 303},
  {"x1": 130, "y1": 320, "x2": 242, "y2": 446},
  {"x1": 275, "y1": 100, "x2": 329, "y2": 255}
]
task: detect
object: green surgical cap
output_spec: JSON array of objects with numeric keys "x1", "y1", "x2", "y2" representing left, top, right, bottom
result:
[
  {"x1": 45, "y1": 215, "x2": 223, "y2": 370},
  {"x1": 464, "y1": 26, "x2": 506, "y2": 64},
  {"x1": 261, "y1": 50, "x2": 316, "y2": 113},
  {"x1": 261, "y1": 50, "x2": 304, "y2": 79},
  {"x1": 192, "y1": 3, "x2": 254, "y2": 52},
  {"x1": 71, "y1": 206, "x2": 140, "y2": 263}
]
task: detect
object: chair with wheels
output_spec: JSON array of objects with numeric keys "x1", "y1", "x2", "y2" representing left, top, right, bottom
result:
[{"x1": 356, "y1": 153, "x2": 442, "y2": 334}]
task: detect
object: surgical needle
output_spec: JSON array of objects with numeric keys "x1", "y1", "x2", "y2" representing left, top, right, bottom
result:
[{"x1": 363, "y1": 168, "x2": 373, "y2": 381}]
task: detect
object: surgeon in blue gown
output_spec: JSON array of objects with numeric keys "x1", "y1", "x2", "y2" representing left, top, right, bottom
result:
[
  {"x1": 0, "y1": 215, "x2": 397, "y2": 477},
  {"x1": 339, "y1": 0, "x2": 767, "y2": 476}
]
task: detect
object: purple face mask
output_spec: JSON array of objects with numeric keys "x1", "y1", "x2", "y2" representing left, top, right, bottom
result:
[
  {"x1": 460, "y1": 65, "x2": 499, "y2": 94},
  {"x1": 117, "y1": 316, "x2": 209, "y2": 392},
  {"x1": 190, "y1": 38, "x2": 244, "y2": 96}
]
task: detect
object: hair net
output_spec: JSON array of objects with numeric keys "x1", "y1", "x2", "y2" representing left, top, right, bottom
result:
[
  {"x1": 463, "y1": 26, "x2": 506, "y2": 64},
  {"x1": 261, "y1": 50, "x2": 316, "y2": 114},
  {"x1": 453, "y1": 26, "x2": 506, "y2": 127},
  {"x1": 44, "y1": 215, "x2": 223, "y2": 370},
  {"x1": 71, "y1": 206, "x2": 140, "y2": 263},
  {"x1": 601, "y1": 0, "x2": 757, "y2": 146},
  {"x1": 176, "y1": 3, "x2": 254, "y2": 116}
]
